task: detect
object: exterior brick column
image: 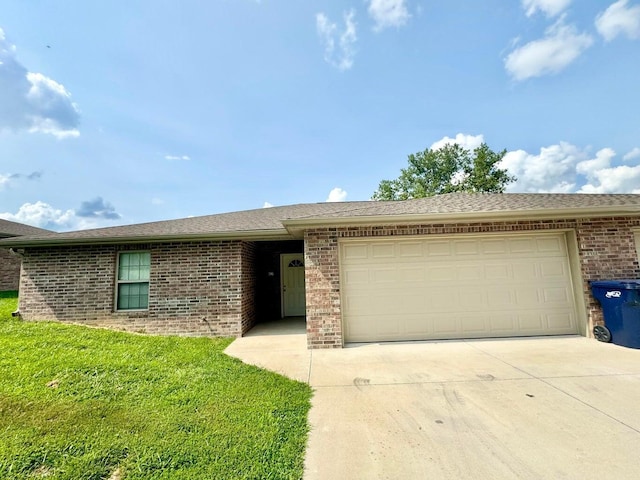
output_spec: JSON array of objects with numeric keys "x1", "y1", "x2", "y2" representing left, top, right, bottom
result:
[{"x1": 304, "y1": 229, "x2": 343, "y2": 348}]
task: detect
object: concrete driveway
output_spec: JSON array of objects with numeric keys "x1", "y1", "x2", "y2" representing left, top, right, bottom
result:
[{"x1": 225, "y1": 322, "x2": 640, "y2": 479}]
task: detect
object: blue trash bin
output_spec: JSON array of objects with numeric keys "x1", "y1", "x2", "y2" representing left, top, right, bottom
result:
[{"x1": 590, "y1": 280, "x2": 640, "y2": 349}]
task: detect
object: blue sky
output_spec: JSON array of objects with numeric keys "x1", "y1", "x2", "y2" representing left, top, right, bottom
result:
[{"x1": 1, "y1": 0, "x2": 639, "y2": 231}]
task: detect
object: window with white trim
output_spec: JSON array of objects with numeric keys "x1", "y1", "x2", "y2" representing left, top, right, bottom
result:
[{"x1": 116, "y1": 251, "x2": 150, "y2": 310}]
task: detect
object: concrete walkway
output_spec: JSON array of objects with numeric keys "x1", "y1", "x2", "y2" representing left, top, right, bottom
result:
[{"x1": 225, "y1": 323, "x2": 640, "y2": 480}]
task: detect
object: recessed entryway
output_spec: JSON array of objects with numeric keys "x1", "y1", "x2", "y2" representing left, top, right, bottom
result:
[{"x1": 281, "y1": 253, "x2": 306, "y2": 317}]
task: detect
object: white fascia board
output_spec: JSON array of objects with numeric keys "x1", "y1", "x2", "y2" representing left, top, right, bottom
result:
[
  {"x1": 282, "y1": 205, "x2": 640, "y2": 233},
  {"x1": 0, "y1": 229, "x2": 293, "y2": 247}
]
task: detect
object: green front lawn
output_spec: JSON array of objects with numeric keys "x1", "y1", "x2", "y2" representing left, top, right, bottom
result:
[{"x1": 0, "y1": 291, "x2": 312, "y2": 479}]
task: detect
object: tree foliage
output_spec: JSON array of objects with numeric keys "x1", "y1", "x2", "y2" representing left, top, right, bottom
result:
[{"x1": 372, "y1": 143, "x2": 516, "y2": 200}]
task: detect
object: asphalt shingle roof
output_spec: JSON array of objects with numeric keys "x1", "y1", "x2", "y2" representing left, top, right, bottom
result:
[
  {"x1": 288, "y1": 193, "x2": 640, "y2": 219},
  {"x1": 0, "y1": 219, "x2": 52, "y2": 237},
  {"x1": 1, "y1": 193, "x2": 639, "y2": 246}
]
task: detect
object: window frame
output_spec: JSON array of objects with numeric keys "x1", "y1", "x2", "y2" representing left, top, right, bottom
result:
[{"x1": 115, "y1": 250, "x2": 151, "y2": 312}]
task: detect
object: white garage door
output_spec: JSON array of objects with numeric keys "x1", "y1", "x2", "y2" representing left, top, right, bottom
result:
[{"x1": 341, "y1": 233, "x2": 579, "y2": 343}]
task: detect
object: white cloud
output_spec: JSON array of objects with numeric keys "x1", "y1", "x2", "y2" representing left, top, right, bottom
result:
[
  {"x1": 522, "y1": 0, "x2": 572, "y2": 17},
  {"x1": 326, "y1": 187, "x2": 348, "y2": 202},
  {"x1": 0, "y1": 174, "x2": 10, "y2": 188},
  {"x1": 623, "y1": 147, "x2": 640, "y2": 161},
  {"x1": 500, "y1": 142, "x2": 586, "y2": 192},
  {"x1": 368, "y1": 0, "x2": 411, "y2": 31},
  {"x1": 262, "y1": 202, "x2": 274, "y2": 208},
  {"x1": 500, "y1": 142, "x2": 640, "y2": 194},
  {"x1": 0, "y1": 201, "x2": 77, "y2": 231},
  {"x1": 316, "y1": 10, "x2": 357, "y2": 70},
  {"x1": 577, "y1": 148, "x2": 640, "y2": 193},
  {"x1": 596, "y1": 0, "x2": 640, "y2": 41},
  {"x1": 0, "y1": 28, "x2": 80, "y2": 138},
  {"x1": 151, "y1": 197, "x2": 164, "y2": 205},
  {"x1": 0, "y1": 171, "x2": 42, "y2": 189},
  {"x1": 0, "y1": 199, "x2": 122, "y2": 231},
  {"x1": 431, "y1": 133, "x2": 484, "y2": 151},
  {"x1": 164, "y1": 154, "x2": 190, "y2": 161},
  {"x1": 575, "y1": 147, "x2": 616, "y2": 176},
  {"x1": 504, "y1": 18, "x2": 593, "y2": 81}
]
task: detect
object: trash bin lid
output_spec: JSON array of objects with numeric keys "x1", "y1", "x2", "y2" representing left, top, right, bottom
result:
[{"x1": 590, "y1": 279, "x2": 640, "y2": 290}]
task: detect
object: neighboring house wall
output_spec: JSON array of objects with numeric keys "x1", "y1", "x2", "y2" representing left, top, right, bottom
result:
[
  {"x1": 0, "y1": 248, "x2": 21, "y2": 291},
  {"x1": 19, "y1": 240, "x2": 257, "y2": 337},
  {"x1": 304, "y1": 217, "x2": 640, "y2": 349}
]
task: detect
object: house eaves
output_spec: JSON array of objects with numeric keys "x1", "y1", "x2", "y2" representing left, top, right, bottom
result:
[
  {"x1": 281, "y1": 204, "x2": 640, "y2": 235},
  {"x1": 0, "y1": 228, "x2": 292, "y2": 248}
]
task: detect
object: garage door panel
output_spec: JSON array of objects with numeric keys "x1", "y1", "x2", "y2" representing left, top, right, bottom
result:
[
  {"x1": 429, "y1": 265, "x2": 456, "y2": 281},
  {"x1": 341, "y1": 233, "x2": 579, "y2": 342},
  {"x1": 536, "y1": 236, "x2": 564, "y2": 253},
  {"x1": 480, "y1": 238, "x2": 509, "y2": 255},
  {"x1": 459, "y1": 315, "x2": 489, "y2": 334},
  {"x1": 484, "y1": 263, "x2": 512, "y2": 280},
  {"x1": 511, "y1": 262, "x2": 537, "y2": 281},
  {"x1": 489, "y1": 314, "x2": 518, "y2": 332},
  {"x1": 426, "y1": 241, "x2": 452, "y2": 256},
  {"x1": 457, "y1": 265, "x2": 484, "y2": 281},
  {"x1": 403, "y1": 316, "x2": 431, "y2": 335},
  {"x1": 542, "y1": 286, "x2": 572, "y2": 304},
  {"x1": 546, "y1": 312, "x2": 576, "y2": 331},
  {"x1": 398, "y1": 242, "x2": 423, "y2": 257},
  {"x1": 342, "y1": 244, "x2": 369, "y2": 260},
  {"x1": 517, "y1": 312, "x2": 545, "y2": 331},
  {"x1": 540, "y1": 261, "x2": 567, "y2": 278},
  {"x1": 371, "y1": 267, "x2": 397, "y2": 284},
  {"x1": 344, "y1": 269, "x2": 369, "y2": 285},
  {"x1": 486, "y1": 288, "x2": 516, "y2": 307},
  {"x1": 432, "y1": 315, "x2": 459, "y2": 335},
  {"x1": 454, "y1": 240, "x2": 480, "y2": 255},
  {"x1": 399, "y1": 266, "x2": 426, "y2": 282},
  {"x1": 372, "y1": 243, "x2": 395, "y2": 258},
  {"x1": 509, "y1": 237, "x2": 536, "y2": 253}
]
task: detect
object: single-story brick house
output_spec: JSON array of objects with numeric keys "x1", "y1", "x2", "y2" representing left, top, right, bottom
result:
[
  {"x1": 1, "y1": 193, "x2": 640, "y2": 348},
  {"x1": 0, "y1": 219, "x2": 51, "y2": 291}
]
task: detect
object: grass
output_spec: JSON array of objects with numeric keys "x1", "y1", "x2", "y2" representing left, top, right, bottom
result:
[
  {"x1": 0, "y1": 291, "x2": 312, "y2": 479},
  {"x1": 0, "y1": 290, "x2": 18, "y2": 318}
]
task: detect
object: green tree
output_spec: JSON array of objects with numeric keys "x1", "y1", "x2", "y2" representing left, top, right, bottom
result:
[{"x1": 372, "y1": 143, "x2": 515, "y2": 200}]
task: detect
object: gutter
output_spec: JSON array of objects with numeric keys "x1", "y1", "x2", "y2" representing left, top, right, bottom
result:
[
  {"x1": 282, "y1": 205, "x2": 640, "y2": 235},
  {"x1": 0, "y1": 228, "x2": 294, "y2": 248}
]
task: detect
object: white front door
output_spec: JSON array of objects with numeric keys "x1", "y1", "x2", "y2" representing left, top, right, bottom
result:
[{"x1": 282, "y1": 253, "x2": 306, "y2": 317}]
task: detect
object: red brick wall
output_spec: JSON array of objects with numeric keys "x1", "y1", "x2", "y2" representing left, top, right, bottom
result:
[
  {"x1": 240, "y1": 241, "x2": 257, "y2": 334},
  {"x1": 0, "y1": 248, "x2": 20, "y2": 292},
  {"x1": 304, "y1": 217, "x2": 640, "y2": 348},
  {"x1": 575, "y1": 218, "x2": 640, "y2": 328},
  {"x1": 0, "y1": 248, "x2": 21, "y2": 291},
  {"x1": 19, "y1": 240, "x2": 257, "y2": 337},
  {"x1": 304, "y1": 229, "x2": 341, "y2": 349}
]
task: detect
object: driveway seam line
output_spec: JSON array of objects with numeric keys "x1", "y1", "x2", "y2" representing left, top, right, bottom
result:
[{"x1": 309, "y1": 373, "x2": 640, "y2": 389}]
